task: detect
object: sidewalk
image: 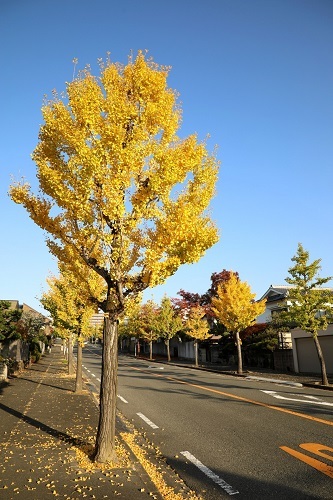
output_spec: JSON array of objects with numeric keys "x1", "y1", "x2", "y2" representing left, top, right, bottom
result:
[{"x1": 0, "y1": 347, "x2": 197, "y2": 500}]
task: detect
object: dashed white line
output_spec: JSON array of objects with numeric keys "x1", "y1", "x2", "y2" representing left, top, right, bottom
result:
[
  {"x1": 117, "y1": 395, "x2": 128, "y2": 403},
  {"x1": 136, "y1": 412, "x2": 159, "y2": 429},
  {"x1": 180, "y1": 451, "x2": 239, "y2": 496}
]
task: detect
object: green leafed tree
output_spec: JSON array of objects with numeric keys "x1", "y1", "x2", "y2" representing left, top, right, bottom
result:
[
  {"x1": 0, "y1": 301, "x2": 22, "y2": 342},
  {"x1": 18, "y1": 312, "x2": 46, "y2": 343},
  {"x1": 283, "y1": 243, "x2": 333, "y2": 385}
]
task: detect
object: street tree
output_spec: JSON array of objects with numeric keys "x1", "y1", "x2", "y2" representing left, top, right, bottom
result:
[
  {"x1": 283, "y1": 243, "x2": 333, "y2": 385},
  {"x1": 41, "y1": 275, "x2": 77, "y2": 376},
  {"x1": 9, "y1": 52, "x2": 219, "y2": 462},
  {"x1": 211, "y1": 272, "x2": 266, "y2": 374},
  {"x1": 185, "y1": 306, "x2": 210, "y2": 366},
  {"x1": 41, "y1": 264, "x2": 100, "y2": 391},
  {"x1": 138, "y1": 300, "x2": 160, "y2": 360},
  {"x1": 118, "y1": 296, "x2": 143, "y2": 354},
  {"x1": 156, "y1": 296, "x2": 182, "y2": 361}
]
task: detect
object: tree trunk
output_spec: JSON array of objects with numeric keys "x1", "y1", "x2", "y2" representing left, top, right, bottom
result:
[
  {"x1": 313, "y1": 334, "x2": 329, "y2": 386},
  {"x1": 166, "y1": 339, "x2": 171, "y2": 362},
  {"x1": 62, "y1": 339, "x2": 66, "y2": 358},
  {"x1": 68, "y1": 335, "x2": 74, "y2": 375},
  {"x1": 149, "y1": 340, "x2": 153, "y2": 360},
  {"x1": 194, "y1": 341, "x2": 199, "y2": 367},
  {"x1": 235, "y1": 331, "x2": 243, "y2": 374},
  {"x1": 75, "y1": 340, "x2": 83, "y2": 393},
  {"x1": 94, "y1": 315, "x2": 118, "y2": 463}
]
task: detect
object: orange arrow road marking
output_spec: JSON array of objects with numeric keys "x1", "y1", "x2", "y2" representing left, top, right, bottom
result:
[{"x1": 280, "y1": 445, "x2": 333, "y2": 479}]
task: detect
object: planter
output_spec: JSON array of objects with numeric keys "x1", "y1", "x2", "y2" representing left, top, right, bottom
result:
[{"x1": 0, "y1": 362, "x2": 8, "y2": 381}]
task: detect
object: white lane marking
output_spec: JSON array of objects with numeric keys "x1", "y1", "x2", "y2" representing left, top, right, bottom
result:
[
  {"x1": 180, "y1": 451, "x2": 239, "y2": 495},
  {"x1": 246, "y1": 376, "x2": 303, "y2": 387},
  {"x1": 148, "y1": 366, "x2": 164, "y2": 369},
  {"x1": 261, "y1": 390, "x2": 333, "y2": 407},
  {"x1": 136, "y1": 412, "x2": 159, "y2": 429},
  {"x1": 117, "y1": 395, "x2": 128, "y2": 403},
  {"x1": 83, "y1": 365, "x2": 100, "y2": 383}
]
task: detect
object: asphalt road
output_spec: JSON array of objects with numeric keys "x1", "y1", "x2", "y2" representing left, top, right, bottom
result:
[{"x1": 81, "y1": 344, "x2": 333, "y2": 499}]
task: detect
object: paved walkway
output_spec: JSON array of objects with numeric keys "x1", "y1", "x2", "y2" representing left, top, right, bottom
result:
[{"x1": 0, "y1": 347, "x2": 196, "y2": 500}]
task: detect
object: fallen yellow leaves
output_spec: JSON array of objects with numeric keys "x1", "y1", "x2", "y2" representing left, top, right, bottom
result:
[
  {"x1": 120, "y1": 430, "x2": 202, "y2": 500},
  {"x1": 72, "y1": 436, "x2": 130, "y2": 474}
]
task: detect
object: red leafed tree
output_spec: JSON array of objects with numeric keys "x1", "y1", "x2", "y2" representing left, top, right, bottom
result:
[{"x1": 172, "y1": 269, "x2": 239, "y2": 319}]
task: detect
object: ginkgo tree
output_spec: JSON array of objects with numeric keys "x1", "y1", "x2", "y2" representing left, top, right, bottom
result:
[
  {"x1": 283, "y1": 243, "x2": 333, "y2": 386},
  {"x1": 40, "y1": 275, "x2": 76, "y2": 375},
  {"x1": 9, "y1": 51, "x2": 219, "y2": 463},
  {"x1": 137, "y1": 300, "x2": 160, "y2": 360},
  {"x1": 185, "y1": 306, "x2": 211, "y2": 366},
  {"x1": 41, "y1": 264, "x2": 101, "y2": 391},
  {"x1": 155, "y1": 296, "x2": 183, "y2": 361},
  {"x1": 211, "y1": 272, "x2": 266, "y2": 374}
]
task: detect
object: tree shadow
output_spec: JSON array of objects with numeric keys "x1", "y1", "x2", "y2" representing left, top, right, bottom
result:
[
  {"x1": 0, "y1": 400, "x2": 89, "y2": 448},
  {"x1": 13, "y1": 375, "x2": 73, "y2": 392}
]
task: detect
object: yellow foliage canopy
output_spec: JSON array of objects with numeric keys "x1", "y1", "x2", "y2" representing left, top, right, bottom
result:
[
  {"x1": 185, "y1": 306, "x2": 210, "y2": 341},
  {"x1": 211, "y1": 273, "x2": 266, "y2": 333},
  {"x1": 10, "y1": 52, "x2": 219, "y2": 315}
]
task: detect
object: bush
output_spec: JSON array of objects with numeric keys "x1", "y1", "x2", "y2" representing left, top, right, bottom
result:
[{"x1": 29, "y1": 339, "x2": 42, "y2": 363}]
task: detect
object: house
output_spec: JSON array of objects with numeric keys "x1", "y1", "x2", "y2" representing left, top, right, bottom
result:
[
  {"x1": 256, "y1": 285, "x2": 333, "y2": 375},
  {"x1": 256, "y1": 285, "x2": 293, "y2": 348}
]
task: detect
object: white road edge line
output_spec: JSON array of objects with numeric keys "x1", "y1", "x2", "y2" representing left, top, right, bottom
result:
[
  {"x1": 180, "y1": 451, "x2": 239, "y2": 496},
  {"x1": 117, "y1": 395, "x2": 128, "y2": 403},
  {"x1": 136, "y1": 412, "x2": 159, "y2": 429}
]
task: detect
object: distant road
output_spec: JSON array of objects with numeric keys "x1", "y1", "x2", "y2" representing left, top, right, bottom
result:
[{"x1": 81, "y1": 344, "x2": 333, "y2": 499}]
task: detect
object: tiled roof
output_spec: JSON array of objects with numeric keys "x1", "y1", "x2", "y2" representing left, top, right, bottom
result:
[
  {"x1": 258, "y1": 285, "x2": 293, "y2": 302},
  {"x1": 259, "y1": 285, "x2": 333, "y2": 303}
]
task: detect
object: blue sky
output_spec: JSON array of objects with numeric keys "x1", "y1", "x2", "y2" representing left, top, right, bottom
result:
[{"x1": 1, "y1": 0, "x2": 332, "y2": 314}]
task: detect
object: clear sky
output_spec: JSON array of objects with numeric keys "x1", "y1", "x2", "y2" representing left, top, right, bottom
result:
[{"x1": 1, "y1": 0, "x2": 332, "y2": 314}]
